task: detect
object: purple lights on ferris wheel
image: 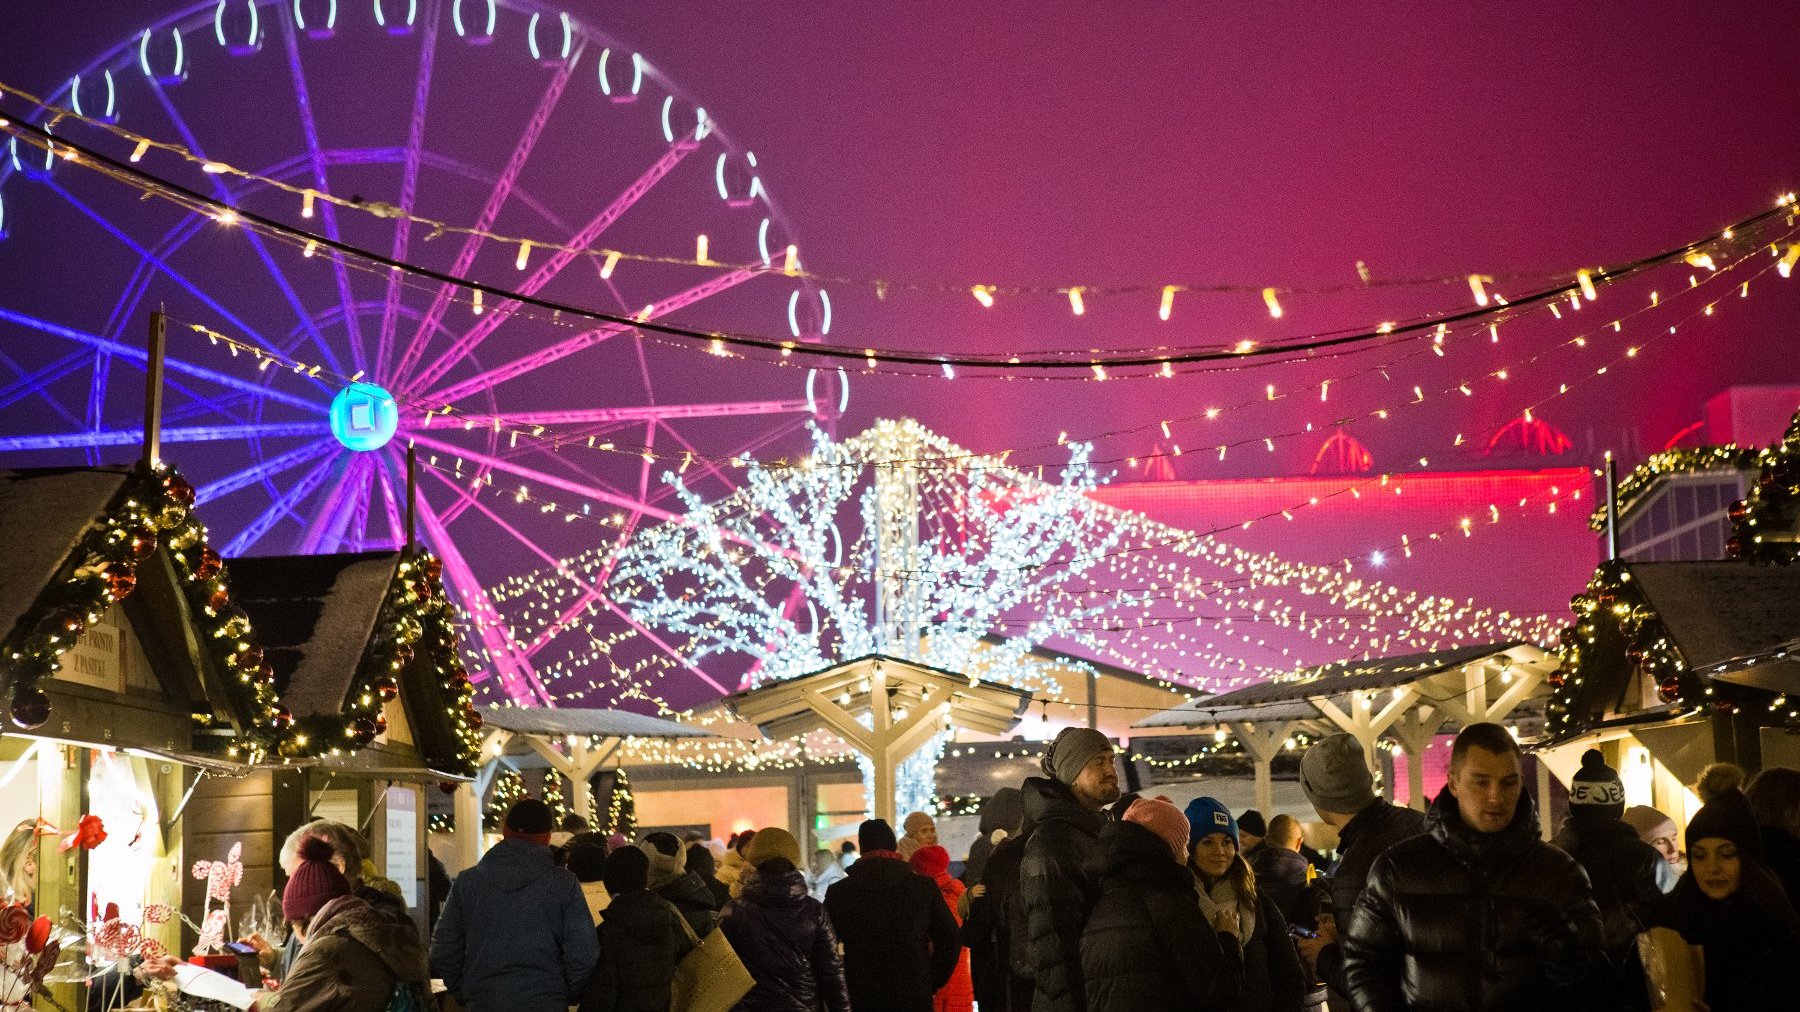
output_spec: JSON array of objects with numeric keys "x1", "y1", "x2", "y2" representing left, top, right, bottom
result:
[{"x1": 0, "y1": 0, "x2": 836, "y2": 710}]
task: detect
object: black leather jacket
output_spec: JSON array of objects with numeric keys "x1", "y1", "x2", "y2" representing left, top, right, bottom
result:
[
  {"x1": 1342, "y1": 789, "x2": 1606, "y2": 1012},
  {"x1": 719, "y1": 865, "x2": 851, "y2": 1012},
  {"x1": 1019, "y1": 777, "x2": 1108, "y2": 1012}
]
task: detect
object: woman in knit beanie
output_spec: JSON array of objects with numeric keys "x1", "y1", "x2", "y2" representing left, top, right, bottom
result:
[
  {"x1": 1653, "y1": 788, "x2": 1800, "y2": 1011},
  {"x1": 1183, "y1": 797, "x2": 1305, "y2": 1012},
  {"x1": 263, "y1": 836, "x2": 429, "y2": 1012}
]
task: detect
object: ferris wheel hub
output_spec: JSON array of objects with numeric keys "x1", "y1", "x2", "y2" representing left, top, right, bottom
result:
[{"x1": 329, "y1": 382, "x2": 398, "y2": 452}]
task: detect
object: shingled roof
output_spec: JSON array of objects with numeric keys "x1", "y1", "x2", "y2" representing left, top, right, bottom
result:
[
  {"x1": 0, "y1": 467, "x2": 133, "y2": 651},
  {"x1": 224, "y1": 552, "x2": 401, "y2": 718},
  {"x1": 1626, "y1": 561, "x2": 1800, "y2": 669}
]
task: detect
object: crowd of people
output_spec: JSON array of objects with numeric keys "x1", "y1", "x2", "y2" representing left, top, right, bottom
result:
[{"x1": 83, "y1": 721, "x2": 1800, "y2": 1012}]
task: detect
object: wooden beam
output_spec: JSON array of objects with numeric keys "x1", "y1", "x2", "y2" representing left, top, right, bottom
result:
[
  {"x1": 1387, "y1": 706, "x2": 1443, "y2": 811},
  {"x1": 1227, "y1": 720, "x2": 1294, "y2": 816},
  {"x1": 799, "y1": 689, "x2": 876, "y2": 753}
]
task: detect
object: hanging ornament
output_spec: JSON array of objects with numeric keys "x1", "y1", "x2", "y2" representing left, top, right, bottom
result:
[
  {"x1": 375, "y1": 679, "x2": 399, "y2": 702},
  {"x1": 163, "y1": 472, "x2": 196, "y2": 507},
  {"x1": 100, "y1": 561, "x2": 138, "y2": 601},
  {"x1": 208, "y1": 587, "x2": 232, "y2": 613},
  {"x1": 269, "y1": 704, "x2": 293, "y2": 731},
  {"x1": 350, "y1": 718, "x2": 378, "y2": 747},
  {"x1": 193, "y1": 546, "x2": 222, "y2": 581},
  {"x1": 10, "y1": 687, "x2": 52, "y2": 730}
]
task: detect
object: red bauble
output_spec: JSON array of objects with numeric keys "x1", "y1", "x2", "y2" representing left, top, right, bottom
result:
[
  {"x1": 393, "y1": 644, "x2": 415, "y2": 669},
  {"x1": 373, "y1": 714, "x2": 388, "y2": 735},
  {"x1": 422, "y1": 556, "x2": 443, "y2": 581},
  {"x1": 438, "y1": 781, "x2": 459, "y2": 795},
  {"x1": 9, "y1": 687, "x2": 52, "y2": 730},
  {"x1": 465, "y1": 708, "x2": 484, "y2": 730},
  {"x1": 1727, "y1": 535, "x2": 1745, "y2": 558},
  {"x1": 208, "y1": 587, "x2": 231, "y2": 613},
  {"x1": 376, "y1": 679, "x2": 399, "y2": 702},
  {"x1": 350, "y1": 717, "x2": 378, "y2": 747},
  {"x1": 194, "y1": 546, "x2": 222, "y2": 581},
  {"x1": 235, "y1": 644, "x2": 264, "y2": 671},
  {"x1": 127, "y1": 530, "x2": 158, "y2": 562},
  {"x1": 270, "y1": 704, "x2": 293, "y2": 731},
  {"x1": 163, "y1": 473, "x2": 196, "y2": 507},
  {"x1": 449, "y1": 673, "x2": 472, "y2": 691},
  {"x1": 101, "y1": 562, "x2": 137, "y2": 602},
  {"x1": 1656, "y1": 678, "x2": 1681, "y2": 704},
  {"x1": 1547, "y1": 669, "x2": 1566, "y2": 688},
  {"x1": 1625, "y1": 645, "x2": 1647, "y2": 665},
  {"x1": 1728, "y1": 498, "x2": 1751, "y2": 523}
]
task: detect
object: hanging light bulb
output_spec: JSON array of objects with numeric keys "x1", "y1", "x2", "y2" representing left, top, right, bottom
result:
[
  {"x1": 516, "y1": 240, "x2": 532, "y2": 271},
  {"x1": 1261, "y1": 287, "x2": 1283, "y2": 318},
  {"x1": 695, "y1": 233, "x2": 710, "y2": 264},
  {"x1": 1068, "y1": 287, "x2": 1086, "y2": 316},
  {"x1": 600, "y1": 250, "x2": 622, "y2": 279},
  {"x1": 1577, "y1": 269, "x2": 1597, "y2": 301},
  {"x1": 1468, "y1": 274, "x2": 1492, "y2": 307},
  {"x1": 971, "y1": 285, "x2": 995, "y2": 308},
  {"x1": 1160, "y1": 285, "x2": 1177, "y2": 321}
]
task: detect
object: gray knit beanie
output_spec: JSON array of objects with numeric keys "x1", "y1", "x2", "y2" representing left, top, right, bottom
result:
[
  {"x1": 1300, "y1": 733, "x2": 1378, "y2": 815},
  {"x1": 1043, "y1": 727, "x2": 1115, "y2": 787}
]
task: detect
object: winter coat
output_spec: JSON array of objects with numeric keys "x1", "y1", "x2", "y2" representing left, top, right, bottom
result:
[
  {"x1": 962, "y1": 834, "x2": 1033, "y2": 1012},
  {"x1": 922, "y1": 867, "x2": 975, "y2": 1012},
  {"x1": 657, "y1": 869, "x2": 722, "y2": 938},
  {"x1": 1311, "y1": 798, "x2": 1425, "y2": 998},
  {"x1": 266, "y1": 895, "x2": 428, "y2": 1012},
  {"x1": 688, "y1": 844, "x2": 734, "y2": 909},
  {"x1": 720, "y1": 865, "x2": 851, "y2": 1012},
  {"x1": 1079, "y1": 821, "x2": 1242, "y2": 1012},
  {"x1": 1654, "y1": 861, "x2": 1800, "y2": 1012},
  {"x1": 1249, "y1": 846, "x2": 1312, "y2": 927},
  {"x1": 1342, "y1": 788, "x2": 1607, "y2": 1012},
  {"x1": 1197, "y1": 878, "x2": 1305, "y2": 1012},
  {"x1": 1552, "y1": 811, "x2": 1668, "y2": 1010},
  {"x1": 963, "y1": 787, "x2": 1024, "y2": 889},
  {"x1": 1018, "y1": 776, "x2": 1107, "y2": 1012},
  {"x1": 824, "y1": 853, "x2": 962, "y2": 1012},
  {"x1": 430, "y1": 837, "x2": 600, "y2": 1012},
  {"x1": 579, "y1": 889, "x2": 695, "y2": 1012}
]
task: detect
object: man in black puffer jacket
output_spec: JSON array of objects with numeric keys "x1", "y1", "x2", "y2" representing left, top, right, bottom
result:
[
  {"x1": 1019, "y1": 727, "x2": 1122, "y2": 1012},
  {"x1": 1081, "y1": 802, "x2": 1242, "y2": 1012},
  {"x1": 1343, "y1": 723, "x2": 1607, "y2": 1012},
  {"x1": 824, "y1": 819, "x2": 960, "y2": 1012},
  {"x1": 1551, "y1": 749, "x2": 1668, "y2": 1011}
]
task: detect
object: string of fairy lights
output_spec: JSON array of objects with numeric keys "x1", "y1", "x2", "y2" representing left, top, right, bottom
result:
[
  {"x1": 5, "y1": 77, "x2": 1798, "y2": 777},
  {"x1": 1, "y1": 110, "x2": 1794, "y2": 378}
]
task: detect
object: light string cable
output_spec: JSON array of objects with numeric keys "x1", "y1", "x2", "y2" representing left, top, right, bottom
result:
[
  {"x1": 1, "y1": 113, "x2": 1791, "y2": 372},
  {"x1": 0, "y1": 76, "x2": 1592, "y2": 306},
  {"x1": 161, "y1": 217, "x2": 1789, "y2": 484}
]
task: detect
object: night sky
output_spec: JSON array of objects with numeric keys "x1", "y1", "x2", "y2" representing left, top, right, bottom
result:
[{"x1": 1, "y1": 2, "x2": 1797, "y2": 704}]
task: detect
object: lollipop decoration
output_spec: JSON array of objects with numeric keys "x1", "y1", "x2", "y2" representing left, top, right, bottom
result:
[{"x1": 189, "y1": 842, "x2": 243, "y2": 956}]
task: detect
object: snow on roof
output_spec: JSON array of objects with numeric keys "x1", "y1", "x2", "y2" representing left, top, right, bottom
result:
[
  {"x1": 0, "y1": 467, "x2": 132, "y2": 651},
  {"x1": 224, "y1": 552, "x2": 400, "y2": 718},
  {"x1": 481, "y1": 705, "x2": 709, "y2": 739}
]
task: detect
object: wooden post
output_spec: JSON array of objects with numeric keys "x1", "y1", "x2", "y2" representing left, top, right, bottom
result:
[
  {"x1": 1388, "y1": 707, "x2": 1442, "y2": 811},
  {"x1": 1228, "y1": 721, "x2": 1295, "y2": 818},
  {"x1": 405, "y1": 443, "x2": 417, "y2": 552},
  {"x1": 1087, "y1": 668, "x2": 1099, "y2": 730},
  {"x1": 142, "y1": 311, "x2": 167, "y2": 469},
  {"x1": 1604, "y1": 454, "x2": 1620, "y2": 561}
]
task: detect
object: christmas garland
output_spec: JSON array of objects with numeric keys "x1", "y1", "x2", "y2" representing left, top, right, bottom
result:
[
  {"x1": 1546, "y1": 561, "x2": 1753, "y2": 735},
  {"x1": 1728, "y1": 408, "x2": 1800, "y2": 565},
  {"x1": 276, "y1": 552, "x2": 482, "y2": 775},
  {"x1": 2, "y1": 466, "x2": 286, "y2": 757},
  {"x1": 1588, "y1": 445, "x2": 1768, "y2": 532}
]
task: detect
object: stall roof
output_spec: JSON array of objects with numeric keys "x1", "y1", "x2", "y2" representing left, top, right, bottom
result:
[
  {"x1": 481, "y1": 706, "x2": 710, "y2": 739},
  {"x1": 226, "y1": 552, "x2": 400, "y2": 717},
  {"x1": 1628, "y1": 562, "x2": 1800, "y2": 670},
  {"x1": 0, "y1": 467, "x2": 131, "y2": 648},
  {"x1": 1136, "y1": 642, "x2": 1526, "y2": 728}
]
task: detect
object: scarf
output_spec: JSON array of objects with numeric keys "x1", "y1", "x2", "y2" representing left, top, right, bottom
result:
[{"x1": 1193, "y1": 873, "x2": 1256, "y2": 952}]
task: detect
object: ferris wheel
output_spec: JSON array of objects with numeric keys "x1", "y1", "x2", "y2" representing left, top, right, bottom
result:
[{"x1": 0, "y1": 0, "x2": 844, "y2": 708}]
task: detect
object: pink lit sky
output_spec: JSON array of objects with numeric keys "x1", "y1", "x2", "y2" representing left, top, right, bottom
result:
[{"x1": 2, "y1": 2, "x2": 1797, "y2": 701}]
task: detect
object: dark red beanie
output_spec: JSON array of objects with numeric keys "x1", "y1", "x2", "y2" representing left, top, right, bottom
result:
[
  {"x1": 909, "y1": 844, "x2": 950, "y2": 878},
  {"x1": 283, "y1": 835, "x2": 351, "y2": 923}
]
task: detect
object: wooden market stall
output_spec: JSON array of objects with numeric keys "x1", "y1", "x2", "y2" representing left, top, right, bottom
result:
[
  {"x1": 0, "y1": 464, "x2": 285, "y2": 1002},
  {"x1": 179, "y1": 549, "x2": 482, "y2": 938}
]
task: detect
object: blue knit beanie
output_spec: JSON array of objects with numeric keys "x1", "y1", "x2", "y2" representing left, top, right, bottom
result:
[{"x1": 1183, "y1": 796, "x2": 1238, "y2": 850}]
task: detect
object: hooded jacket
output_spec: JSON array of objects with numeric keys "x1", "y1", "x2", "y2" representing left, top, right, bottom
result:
[
  {"x1": 720, "y1": 863, "x2": 851, "y2": 1012},
  {"x1": 266, "y1": 895, "x2": 428, "y2": 1012},
  {"x1": 963, "y1": 787, "x2": 1024, "y2": 888},
  {"x1": 1079, "y1": 821, "x2": 1242, "y2": 1012},
  {"x1": 430, "y1": 837, "x2": 600, "y2": 1012},
  {"x1": 1311, "y1": 797, "x2": 1424, "y2": 999},
  {"x1": 688, "y1": 844, "x2": 734, "y2": 909},
  {"x1": 1342, "y1": 788, "x2": 1606, "y2": 1012},
  {"x1": 1018, "y1": 776, "x2": 1107, "y2": 1012},
  {"x1": 824, "y1": 853, "x2": 962, "y2": 1012},
  {"x1": 1552, "y1": 809, "x2": 1667, "y2": 1005},
  {"x1": 961, "y1": 833, "x2": 1033, "y2": 1012},
  {"x1": 647, "y1": 851, "x2": 721, "y2": 939},
  {"x1": 914, "y1": 851, "x2": 975, "y2": 1012},
  {"x1": 579, "y1": 889, "x2": 695, "y2": 1012}
]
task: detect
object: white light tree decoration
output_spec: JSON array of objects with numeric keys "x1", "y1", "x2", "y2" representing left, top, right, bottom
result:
[{"x1": 498, "y1": 419, "x2": 1561, "y2": 803}]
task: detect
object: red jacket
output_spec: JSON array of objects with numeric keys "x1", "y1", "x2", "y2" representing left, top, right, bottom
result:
[{"x1": 911, "y1": 848, "x2": 974, "y2": 1012}]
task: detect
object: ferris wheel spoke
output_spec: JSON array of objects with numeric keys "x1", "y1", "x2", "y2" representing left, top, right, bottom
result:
[
  {"x1": 417, "y1": 267, "x2": 763, "y2": 407},
  {"x1": 140, "y1": 81, "x2": 347, "y2": 382},
  {"x1": 376, "y1": 3, "x2": 443, "y2": 383},
  {"x1": 276, "y1": 16, "x2": 368, "y2": 377},
  {"x1": 644, "y1": 415, "x2": 811, "y2": 507},
  {"x1": 196, "y1": 439, "x2": 337, "y2": 505},
  {"x1": 403, "y1": 140, "x2": 700, "y2": 396},
  {"x1": 0, "y1": 421, "x2": 328, "y2": 453},
  {"x1": 391, "y1": 54, "x2": 582, "y2": 387},
  {"x1": 219, "y1": 448, "x2": 343, "y2": 557},
  {"x1": 408, "y1": 430, "x2": 686, "y2": 525},
  {"x1": 402, "y1": 466, "x2": 551, "y2": 707},
  {"x1": 296, "y1": 453, "x2": 366, "y2": 554},
  {"x1": 40, "y1": 180, "x2": 334, "y2": 394},
  {"x1": 0, "y1": 305, "x2": 324, "y2": 414},
  {"x1": 447, "y1": 399, "x2": 812, "y2": 429},
  {"x1": 0, "y1": 349, "x2": 86, "y2": 427}
]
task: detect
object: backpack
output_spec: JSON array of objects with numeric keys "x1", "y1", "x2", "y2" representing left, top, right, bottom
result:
[{"x1": 385, "y1": 981, "x2": 430, "y2": 1012}]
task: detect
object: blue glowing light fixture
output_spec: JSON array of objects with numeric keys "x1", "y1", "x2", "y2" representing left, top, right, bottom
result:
[{"x1": 329, "y1": 382, "x2": 398, "y2": 451}]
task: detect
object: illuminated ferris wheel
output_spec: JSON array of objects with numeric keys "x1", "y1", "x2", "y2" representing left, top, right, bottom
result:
[{"x1": 0, "y1": 0, "x2": 845, "y2": 707}]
